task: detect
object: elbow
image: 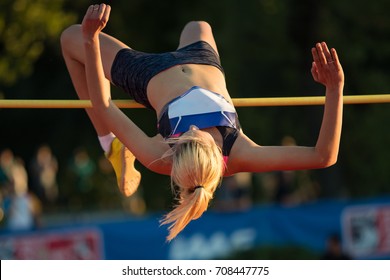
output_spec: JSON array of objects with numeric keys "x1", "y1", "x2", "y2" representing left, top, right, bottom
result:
[
  {"x1": 317, "y1": 154, "x2": 338, "y2": 168},
  {"x1": 91, "y1": 98, "x2": 112, "y2": 111},
  {"x1": 314, "y1": 145, "x2": 340, "y2": 168},
  {"x1": 90, "y1": 101, "x2": 116, "y2": 124},
  {"x1": 322, "y1": 157, "x2": 338, "y2": 168}
]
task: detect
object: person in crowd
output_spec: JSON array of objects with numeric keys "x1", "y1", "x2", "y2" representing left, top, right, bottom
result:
[
  {"x1": 322, "y1": 234, "x2": 352, "y2": 260},
  {"x1": 29, "y1": 145, "x2": 59, "y2": 204}
]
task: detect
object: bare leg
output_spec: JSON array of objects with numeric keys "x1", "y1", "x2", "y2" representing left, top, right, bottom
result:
[
  {"x1": 61, "y1": 24, "x2": 128, "y2": 136},
  {"x1": 60, "y1": 24, "x2": 141, "y2": 197},
  {"x1": 178, "y1": 21, "x2": 219, "y2": 54}
]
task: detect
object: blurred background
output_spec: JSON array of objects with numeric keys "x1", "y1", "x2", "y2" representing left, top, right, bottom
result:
[{"x1": 0, "y1": 0, "x2": 389, "y2": 260}]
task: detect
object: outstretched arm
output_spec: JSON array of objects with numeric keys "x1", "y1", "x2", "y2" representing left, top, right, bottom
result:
[
  {"x1": 310, "y1": 42, "x2": 344, "y2": 166},
  {"x1": 229, "y1": 42, "x2": 344, "y2": 174},
  {"x1": 81, "y1": 4, "x2": 170, "y2": 174}
]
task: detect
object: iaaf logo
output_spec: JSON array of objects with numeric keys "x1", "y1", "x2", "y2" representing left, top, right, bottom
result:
[{"x1": 342, "y1": 204, "x2": 390, "y2": 258}]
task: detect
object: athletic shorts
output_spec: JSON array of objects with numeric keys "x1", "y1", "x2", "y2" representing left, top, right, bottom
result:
[{"x1": 110, "y1": 41, "x2": 224, "y2": 109}]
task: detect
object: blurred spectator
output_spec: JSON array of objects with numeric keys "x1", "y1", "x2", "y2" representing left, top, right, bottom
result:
[
  {"x1": 0, "y1": 149, "x2": 16, "y2": 227},
  {"x1": 0, "y1": 149, "x2": 15, "y2": 190},
  {"x1": 29, "y1": 144, "x2": 59, "y2": 204},
  {"x1": 68, "y1": 147, "x2": 96, "y2": 192},
  {"x1": 214, "y1": 172, "x2": 252, "y2": 212},
  {"x1": 322, "y1": 234, "x2": 352, "y2": 260},
  {"x1": 3, "y1": 158, "x2": 42, "y2": 231},
  {"x1": 274, "y1": 136, "x2": 299, "y2": 203},
  {"x1": 122, "y1": 194, "x2": 147, "y2": 216},
  {"x1": 260, "y1": 136, "x2": 320, "y2": 205}
]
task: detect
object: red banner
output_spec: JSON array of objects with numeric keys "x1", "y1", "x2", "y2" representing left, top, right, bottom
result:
[{"x1": 0, "y1": 228, "x2": 103, "y2": 259}]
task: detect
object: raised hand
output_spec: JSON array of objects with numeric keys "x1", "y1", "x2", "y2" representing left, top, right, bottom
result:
[
  {"x1": 81, "y1": 3, "x2": 111, "y2": 41},
  {"x1": 311, "y1": 42, "x2": 344, "y2": 91}
]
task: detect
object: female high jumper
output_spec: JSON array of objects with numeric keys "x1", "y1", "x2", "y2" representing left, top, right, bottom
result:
[{"x1": 60, "y1": 3, "x2": 344, "y2": 241}]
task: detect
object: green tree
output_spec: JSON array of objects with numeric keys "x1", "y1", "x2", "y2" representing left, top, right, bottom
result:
[{"x1": 0, "y1": 0, "x2": 75, "y2": 86}]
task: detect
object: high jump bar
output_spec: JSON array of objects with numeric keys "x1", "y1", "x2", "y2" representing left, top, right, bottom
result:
[{"x1": 0, "y1": 94, "x2": 389, "y2": 109}]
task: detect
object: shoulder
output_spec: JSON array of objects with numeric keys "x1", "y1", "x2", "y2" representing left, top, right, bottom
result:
[{"x1": 224, "y1": 131, "x2": 257, "y2": 174}]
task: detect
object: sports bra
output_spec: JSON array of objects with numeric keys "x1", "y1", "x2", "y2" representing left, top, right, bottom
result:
[{"x1": 157, "y1": 86, "x2": 241, "y2": 159}]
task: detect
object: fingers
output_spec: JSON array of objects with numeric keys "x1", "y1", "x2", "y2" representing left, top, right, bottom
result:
[
  {"x1": 85, "y1": 5, "x2": 94, "y2": 16},
  {"x1": 312, "y1": 42, "x2": 334, "y2": 67},
  {"x1": 311, "y1": 44, "x2": 325, "y2": 70},
  {"x1": 310, "y1": 42, "x2": 344, "y2": 87},
  {"x1": 102, "y1": 4, "x2": 111, "y2": 22},
  {"x1": 87, "y1": 3, "x2": 110, "y2": 17},
  {"x1": 311, "y1": 61, "x2": 319, "y2": 82},
  {"x1": 331, "y1": 48, "x2": 342, "y2": 71},
  {"x1": 82, "y1": 3, "x2": 111, "y2": 36},
  {"x1": 89, "y1": 4, "x2": 102, "y2": 12},
  {"x1": 321, "y1": 42, "x2": 334, "y2": 64}
]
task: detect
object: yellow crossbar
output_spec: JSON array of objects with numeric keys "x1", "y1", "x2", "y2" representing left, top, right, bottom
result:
[{"x1": 0, "y1": 94, "x2": 389, "y2": 109}]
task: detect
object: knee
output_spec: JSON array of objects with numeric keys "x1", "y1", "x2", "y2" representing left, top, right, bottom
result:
[
  {"x1": 183, "y1": 21, "x2": 213, "y2": 33},
  {"x1": 60, "y1": 24, "x2": 81, "y2": 49}
]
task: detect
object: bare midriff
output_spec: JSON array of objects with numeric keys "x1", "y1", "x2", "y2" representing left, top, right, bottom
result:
[{"x1": 146, "y1": 64, "x2": 232, "y2": 117}]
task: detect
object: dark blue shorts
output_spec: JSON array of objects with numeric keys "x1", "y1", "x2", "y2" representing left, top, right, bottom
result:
[{"x1": 110, "y1": 41, "x2": 224, "y2": 109}]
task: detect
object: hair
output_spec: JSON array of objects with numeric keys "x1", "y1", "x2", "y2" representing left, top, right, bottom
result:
[{"x1": 160, "y1": 133, "x2": 224, "y2": 241}]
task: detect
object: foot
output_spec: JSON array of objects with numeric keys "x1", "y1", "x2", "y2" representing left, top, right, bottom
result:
[{"x1": 106, "y1": 138, "x2": 141, "y2": 197}]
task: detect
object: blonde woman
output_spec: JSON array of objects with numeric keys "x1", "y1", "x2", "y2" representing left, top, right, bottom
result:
[{"x1": 61, "y1": 4, "x2": 344, "y2": 241}]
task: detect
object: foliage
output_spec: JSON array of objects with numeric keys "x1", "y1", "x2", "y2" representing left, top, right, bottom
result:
[{"x1": 0, "y1": 0, "x2": 76, "y2": 86}]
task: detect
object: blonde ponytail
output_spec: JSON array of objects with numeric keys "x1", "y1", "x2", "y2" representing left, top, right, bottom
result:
[{"x1": 160, "y1": 133, "x2": 224, "y2": 241}]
